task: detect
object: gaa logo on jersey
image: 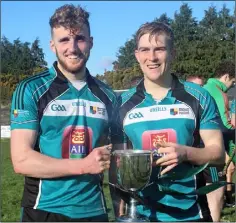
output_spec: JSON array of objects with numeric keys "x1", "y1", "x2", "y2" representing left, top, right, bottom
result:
[
  {"x1": 62, "y1": 126, "x2": 93, "y2": 159},
  {"x1": 170, "y1": 108, "x2": 178, "y2": 115}
]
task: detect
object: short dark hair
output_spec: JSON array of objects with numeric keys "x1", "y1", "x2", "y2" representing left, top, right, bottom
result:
[
  {"x1": 135, "y1": 22, "x2": 174, "y2": 50},
  {"x1": 214, "y1": 61, "x2": 235, "y2": 79},
  {"x1": 186, "y1": 75, "x2": 204, "y2": 81},
  {"x1": 49, "y1": 4, "x2": 90, "y2": 35}
]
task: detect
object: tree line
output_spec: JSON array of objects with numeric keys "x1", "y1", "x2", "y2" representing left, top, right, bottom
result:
[
  {"x1": 1, "y1": 37, "x2": 47, "y2": 104},
  {"x1": 1, "y1": 3, "x2": 235, "y2": 104}
]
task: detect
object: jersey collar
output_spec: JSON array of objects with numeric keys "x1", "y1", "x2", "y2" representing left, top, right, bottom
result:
[
  {"x1": 51, "y1": 61, "x2": 93, "y2": 85},
  {"x1": 136, "y1": 74, "x2": 183, "y2": 93}
]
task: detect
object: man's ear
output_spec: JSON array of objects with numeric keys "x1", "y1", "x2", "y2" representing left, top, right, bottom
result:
[
  {"x1": 50, "y1": 40, "x2": 56, "y2": 53},
  {"x1": 223, "y1": 73, "x2": 229, "y2": 82},
  {"x1": 89, "y1": 37, "x2": 93, "y2": 50}
]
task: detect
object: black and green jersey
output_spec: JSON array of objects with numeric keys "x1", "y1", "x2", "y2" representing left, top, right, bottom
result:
[
  {"x1": 113, "y1": 75, "x2": 221, "y2": 222},
  {"x1": 10, "y1": 62, "x2": 116, "y2": 219}
]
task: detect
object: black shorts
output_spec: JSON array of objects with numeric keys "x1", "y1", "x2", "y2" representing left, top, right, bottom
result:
[
  {"x1": 203, "y1": 166, "x2": 226, "y2": 183},
  {"x1": 21, "y1": 207, "x2": 109, "y2": 222}
]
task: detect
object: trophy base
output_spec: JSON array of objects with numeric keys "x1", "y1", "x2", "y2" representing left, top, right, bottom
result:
[{"x1": 116, "y1": 216, "x2": 149, "y2": 222}]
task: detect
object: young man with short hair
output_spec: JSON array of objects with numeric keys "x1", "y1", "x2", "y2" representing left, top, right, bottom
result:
[
  {"x1": 110, "y1": 22, "x2": 225, "y2": 222},
  {"x1": 10, "y1": 4, "x2": 116, "y2": 222},
  {"x1": 186, "y1": 76, "x2": 204, "y2": 86}
]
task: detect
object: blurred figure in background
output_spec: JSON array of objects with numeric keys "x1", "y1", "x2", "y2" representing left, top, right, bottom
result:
[
  {"x1": 203, "y1": 61, "x2": 235, "y2": 220},
  {"x1": 186, "y1": 75, "x2": 204, "y2": 86},
  {"x1": 230, "y1": 98, "x2": 235, "y2": 127}
]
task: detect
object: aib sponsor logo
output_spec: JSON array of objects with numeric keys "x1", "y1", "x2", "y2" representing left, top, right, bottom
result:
[
  {"x1": 128, "y1": 112, "x2": 144, "y2": 119},
  {"x1": 51, "y1": 104, "x2": 66, "y2": 111},
  {"x1": 62, "y1": 126, "x2": 93, "y2": 159},
  {"x1": 69, "y1": 129, "x2": 86, "y2": 159}
]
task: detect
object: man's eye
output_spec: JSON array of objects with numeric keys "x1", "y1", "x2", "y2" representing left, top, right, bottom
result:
[
  {"x1": 59, "y1": 38, "x2": 69, "y2": 42},
  {"x1": 76, "y1": 36, "x2": 86, "y2": 41},
  {"x1": 156, "y1": 48, "x2": 165, "y2": 51}
]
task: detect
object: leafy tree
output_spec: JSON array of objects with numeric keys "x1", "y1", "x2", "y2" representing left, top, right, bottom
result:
[
  {"x1": 154, "y1": 13, "x2": 173, "y2": 26},
  {"x1": 114, "y1": 37, "x2": 136, "y2": 70},
  {"x1": 31, "y1": 38, "x2": 47, "y2": 70},
  {"x1": 1, "y1": 36, "x2": 47, "y2": 77},
  {"x1": 0, "y1": 37, "x2": 47, "y2": 104}
]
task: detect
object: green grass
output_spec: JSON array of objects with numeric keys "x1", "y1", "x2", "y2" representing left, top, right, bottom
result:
[{"x1": 1, "y1": 139, "x2": 235, "y2": 222}]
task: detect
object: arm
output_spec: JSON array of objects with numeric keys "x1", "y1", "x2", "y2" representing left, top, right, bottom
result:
[
  {"x1": 231, "y1": 114, "x2": 235, "y2": 127},
  {"x1": 156, "y1": 89, "x2": 225, "y2": 175},
  {"x1": 186, "y1": 129, "x2": 225, "y2": 165},
  {"x1": 155, "y1": 129, "x2": 225, "y2": 175},
  {"x1": 230, "y1": 99, "x2": 235, "y2": 127},
  {"x1": 215, "y1": 91, "x2": 234, "y2": 129},
  {"x1": 11, "y1": 129, "x2": 111, "y2": 178}
]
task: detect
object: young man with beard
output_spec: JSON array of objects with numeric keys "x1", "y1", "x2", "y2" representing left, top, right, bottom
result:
[
  {"x1": 10, "y1": 4, "x2": 116, "y2": 222},
  {"x1": 110, "y1": 22, "x2": 225, "y2": 222}
]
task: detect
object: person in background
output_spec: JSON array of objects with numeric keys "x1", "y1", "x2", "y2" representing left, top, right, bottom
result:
[
  {"x1": 186, "y1": 75, "x2": 204, "y2": 86},
  {"x1": 10, "y1": 4, "x2": 116, "y2": 222},
  {"x1": 110, "y1": 21, "x2": 225, "y2": 222},
  {"x1": 187, "y1": 74, "x2": 227, "y2": 221},
  {"x1": 204, "y1": 61, "x2": 235, "y2": 216}
]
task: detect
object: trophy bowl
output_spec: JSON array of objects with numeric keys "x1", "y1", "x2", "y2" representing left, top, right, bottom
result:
[
  {"x1": 114, "y1": 150, "x2": 153, "y2": 192},
  {"x1": 110, "y1": 150, "x2": 153, "y2": 222}
]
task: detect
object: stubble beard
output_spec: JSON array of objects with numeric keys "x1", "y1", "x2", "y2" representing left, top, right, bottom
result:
[{"x1": 56, "y1": 50, "x2": 90, "y2": 75}]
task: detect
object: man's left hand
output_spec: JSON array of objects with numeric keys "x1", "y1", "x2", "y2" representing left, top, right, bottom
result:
[{"x1": 154, "y1": 142, "x2": 187, "y2": 175}]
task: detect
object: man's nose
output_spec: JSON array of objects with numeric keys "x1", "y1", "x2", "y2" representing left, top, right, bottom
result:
[
  {"x1": 68, "y1": 39, "x2": 79, "y2": 52},
  {"x1": 148, "y1": 50, "x2": 157, "y2": 61}
]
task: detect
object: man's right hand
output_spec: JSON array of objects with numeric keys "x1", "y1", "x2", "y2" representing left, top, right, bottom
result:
[{"x1": 82, "y1": 144, "x2": 112, "y2": 174}]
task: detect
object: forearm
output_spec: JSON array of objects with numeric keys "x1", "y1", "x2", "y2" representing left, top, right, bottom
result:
[
  {"x1": 231, "y1": 114, "x2": 235, "y2": 127},
  {"x1": 186, "y1": 144, "x2": 225, "y2": 165},
  {"x1": 12, "y1": 149, "x2": 85, "y2": 178}
]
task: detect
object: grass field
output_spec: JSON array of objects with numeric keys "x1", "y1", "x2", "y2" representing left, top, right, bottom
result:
[{"x1": 1, "y1": 139, "x2": 235, "y2": 222}]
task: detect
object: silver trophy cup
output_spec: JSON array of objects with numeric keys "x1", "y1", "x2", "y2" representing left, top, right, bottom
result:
[{"x1": 110, "y1": 150, "x2": 154, "y2": 222}]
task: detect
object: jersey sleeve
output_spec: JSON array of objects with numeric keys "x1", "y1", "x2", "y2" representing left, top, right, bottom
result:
[
  {"x1": 10, "y1": 83, "x2": 39, "y2": 131},
  {"x1": 200, "y1": 92, "x2": 222, "y2": 130}
]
